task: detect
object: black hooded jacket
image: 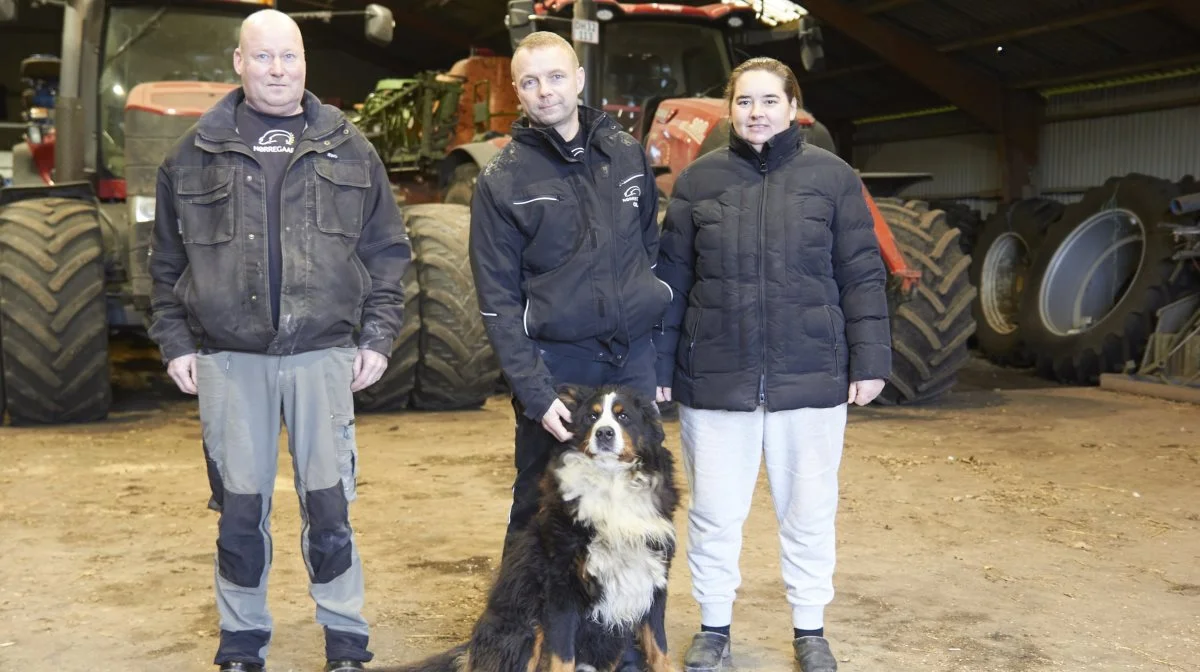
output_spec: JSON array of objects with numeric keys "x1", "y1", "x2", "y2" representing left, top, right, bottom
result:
[{"x1": 470, "y1": 106, "x2": 671, "y2": 420}]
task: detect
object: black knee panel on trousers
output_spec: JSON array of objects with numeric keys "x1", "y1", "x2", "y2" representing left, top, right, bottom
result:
[
  {"x1": 306, "y1": 484, "x2": 353, "y2": 584},
  {"x1": 217, "y1": 493, "x2": 266, "y2": 588}
]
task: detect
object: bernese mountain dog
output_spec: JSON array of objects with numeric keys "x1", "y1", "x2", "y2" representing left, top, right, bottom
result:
[{"x1": 381, "y1": 384, "x2": 680, "y2": 672}]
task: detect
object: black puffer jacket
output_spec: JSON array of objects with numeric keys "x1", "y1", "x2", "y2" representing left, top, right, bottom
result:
[{"x1": 654, "y1": 122, "x2": 891, "y2": 411}]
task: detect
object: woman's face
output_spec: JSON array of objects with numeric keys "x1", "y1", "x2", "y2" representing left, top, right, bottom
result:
[{"x1": 730, "y1": 70, "x2": 798, "y2": 153}]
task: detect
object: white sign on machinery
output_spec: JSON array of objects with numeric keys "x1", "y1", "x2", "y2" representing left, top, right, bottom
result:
[{"x1": 572, "y1": 17, "x2": 599, "y2": 44}]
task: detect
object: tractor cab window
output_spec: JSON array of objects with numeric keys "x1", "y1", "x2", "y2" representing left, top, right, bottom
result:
[
  {"x1": 599, "y1": 22, "x2": 731, "y2": 138},
  {"x1": 99, "y1": 6, "x2": 243, "y2": 178}
]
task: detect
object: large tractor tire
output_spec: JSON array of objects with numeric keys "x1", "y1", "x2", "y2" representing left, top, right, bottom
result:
[
  {"x1": 443, "y1": 163, "x2": 479, "y2": 207},
  {"x1": 873, "y1": 198, "x2": 977, "y2": 405},
  {"x1": 0, "y1": 197, "x2": 111, "y2": 424},
  {"x1": 406, "y1": 203, "x2": 501, "y2": 410},
  {"x1": 353, "y1": 263, "x2": 421, "y2": 412},
  {"x1": 969, "y1": 198, "x2": 1064, "y2": 367},
  {"x1": 929, "y1": 199, "x2": 984, "y2": 257},
  {"x1": 1016, "y1": 174, "x2": 1189, "y2": 385}
]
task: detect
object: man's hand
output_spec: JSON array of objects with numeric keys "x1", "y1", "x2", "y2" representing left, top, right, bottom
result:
[
  {"x1": 848, "y1": 379, "x2": 886, "y2": 406},
  {"x1": 351, "y1": 348, "x2": 389, "y2": 392},
  {"x1": 541, "y1": 398, "x2": 574, "y2": 442},
  {"x1": 167, "y1": 353, "x2": 198, "y2": 395},
  {"x1": 656, "y1": 386, "x2": 672, "y2": 403}
]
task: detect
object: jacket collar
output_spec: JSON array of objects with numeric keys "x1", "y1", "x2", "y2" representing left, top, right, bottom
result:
[
  {"x1": 511, "y1": 104, "x2": 616, "y2": 162},
  {"x1": 729, "y1": 121, "x2": 805, "y2": 171},
  {"x1": 196, "y1": 87, "x2": 344, "y2": 145}
]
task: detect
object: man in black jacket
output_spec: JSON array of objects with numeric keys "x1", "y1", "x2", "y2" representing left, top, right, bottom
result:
[
  {"x1": 470, "y1": 29, "x2": 671, "y2": 553},
  {"x1": 148, "y1": 10, "x2": 409, "y2": 672}
]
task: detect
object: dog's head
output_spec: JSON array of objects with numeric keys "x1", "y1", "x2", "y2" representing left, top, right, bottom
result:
[{"x1": 555, "y1": 384, "x2": 667, "y2": 466}]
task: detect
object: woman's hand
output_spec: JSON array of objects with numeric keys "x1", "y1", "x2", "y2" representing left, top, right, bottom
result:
[
  {"x1": 848, "y1": 379, "x2": 885, "y2": 406},
  {"x1": 656, "y1": 387, "x2": 672, "y2": 403}
]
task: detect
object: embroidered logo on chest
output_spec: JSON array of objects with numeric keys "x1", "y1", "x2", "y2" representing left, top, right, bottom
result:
[{"x1": 620, "y1": 173, "x2": 644, "y2": 208}]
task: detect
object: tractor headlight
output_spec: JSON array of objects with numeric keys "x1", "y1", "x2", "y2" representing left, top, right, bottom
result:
[{"x1": 132, "y1": 195, "x2": 157, "y2": 223}]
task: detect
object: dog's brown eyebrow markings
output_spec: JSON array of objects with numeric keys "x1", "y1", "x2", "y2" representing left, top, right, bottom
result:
[
  {"x1": 612, "y1": 403, "x2": 624, "y2": 415},
  {"x1": 591, "y1": 403, "x2": 603, "y2": 414}
]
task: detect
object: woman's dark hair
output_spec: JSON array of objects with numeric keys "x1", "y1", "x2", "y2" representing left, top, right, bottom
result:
[{"x1": 724, "y1": 57, "x2": 803, "y2": 108}]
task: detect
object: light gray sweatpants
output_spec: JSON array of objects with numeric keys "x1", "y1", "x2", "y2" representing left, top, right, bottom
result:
[
  {"x1": 195, "y1": 346, "x2": 371, "y2": 665},
  {"x1": 679, "y1": 403, "x2": 848, "y2": 631}
]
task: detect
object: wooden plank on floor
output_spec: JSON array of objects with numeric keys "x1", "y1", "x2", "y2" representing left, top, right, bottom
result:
[{"x1": 1098, "y1": 374, "x2": 1200, "y2": 405}]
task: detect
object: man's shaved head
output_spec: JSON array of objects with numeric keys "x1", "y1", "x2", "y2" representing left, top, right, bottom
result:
[
  {"x1": 239, "y1": 9, "x2": 303, "y2": 49},
  {"x1": 234, "y1": 9, "x2": 307, "y2": 115}
]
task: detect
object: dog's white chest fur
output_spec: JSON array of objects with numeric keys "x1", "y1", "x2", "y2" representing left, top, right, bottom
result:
[{"x1": 557, "y1": 452, "x2": 675, "y2": 629}]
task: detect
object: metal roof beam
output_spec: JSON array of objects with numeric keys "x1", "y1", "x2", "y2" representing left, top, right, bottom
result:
[
  {"x1": 1161, "y1": 0, "x2": 1200, "y2": 36},
  {"x1": 797, "y1": 0, "x2": 1041, "y2": 199},
  {"x1": 799, "y1": 0, "x2": 1163, "y2": 84}
]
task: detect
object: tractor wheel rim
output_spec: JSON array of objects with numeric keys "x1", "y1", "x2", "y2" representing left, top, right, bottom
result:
[
  {"x1": 1038, "y1": 207, "x2": 1145, "y2": 338},
  {"x1": 981, "y1": 231, "x2": 1028, "y2": 336}
]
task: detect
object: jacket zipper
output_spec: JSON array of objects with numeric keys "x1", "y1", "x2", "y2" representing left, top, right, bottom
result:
[
  {"x1": 825, "y1": 305, "x2": 840, "y2": 375},
  {"x1": 687, "y1": 307, "x2": 702, "y2": 374},
  {"x1": 757, "y1": 158, "x2": 768, "y2": 408}
]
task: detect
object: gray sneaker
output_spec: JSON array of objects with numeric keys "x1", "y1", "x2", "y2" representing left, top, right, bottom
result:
[
  {"x1": 793, "y1": 636, "x2": 837, "y2": 672},
  {"x1": 683, "y1": 632, "x2": 732, "y2": 671}
]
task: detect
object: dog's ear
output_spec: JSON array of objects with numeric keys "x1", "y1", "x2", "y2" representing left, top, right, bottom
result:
[
  {"x1": 555, "y1": 383, "x2": 592, "y2": 413},
  {"x1": 633, "y1": 391, "x2": 666, "y2": 447}
]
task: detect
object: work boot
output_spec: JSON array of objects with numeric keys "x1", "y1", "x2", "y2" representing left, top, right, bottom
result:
[
  {"x1": 324, "y1": 661, "x2": 365, "y2": 671},
  {"x1": 683, "y1": 632, "x2": 732, "y2": 671},
  {"x1": 793, "y1": 636, "x2": 837, "y2": 672},
  {"x1": 218, "y1": 663, "x2": 263, "y2": 672}
]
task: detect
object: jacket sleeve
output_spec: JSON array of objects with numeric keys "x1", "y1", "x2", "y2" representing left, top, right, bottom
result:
[
  {"x1": 355, "y1": 153, "x2": 412, "y2": 357},
  {"x1": 147, "y1": 165, "x2": 197, "y2": 363},
  {"x1": 639, "y1": 149, "x2": 660, "y2": 262},
  {"x1": 652, "y1": 173, "x2": 697, "y2": 387},
  {"x1": 832, "y1": 171, "x2": 892, "y2": 382},
  {"x1": 469, "y1": 176, "x2": 558, "y2": 421}
]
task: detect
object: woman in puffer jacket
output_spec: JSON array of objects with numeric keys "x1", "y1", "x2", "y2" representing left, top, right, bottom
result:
[{"x1": 653, "y1": 57, "x2": 892, "y2": 672}]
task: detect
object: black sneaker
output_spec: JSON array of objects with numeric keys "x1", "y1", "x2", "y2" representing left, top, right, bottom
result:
[
  {"x1": 793, "y1": 636, "x2": 837, "y2": 672},
  {"x1": 218, "y1": 663, "x2": 263, "y2": 672},
  {"x1": 683, "y1": 631, "x2": 731, "y2": 671},
  {"x1": 324, "y1": 661, "x2": 365, "y2": 672}
]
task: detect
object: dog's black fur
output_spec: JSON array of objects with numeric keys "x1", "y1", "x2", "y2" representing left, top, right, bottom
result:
[{"x1": 378, "y1": 384, "x2": 680, "y2": 672}]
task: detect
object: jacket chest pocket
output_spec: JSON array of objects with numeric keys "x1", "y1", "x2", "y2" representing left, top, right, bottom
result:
[
  {"x1": 787, "y1": 196, "x2": 835, "y2": 272},
  {"x1": 313, "y1": 158, "x2": 371, "y2": 238},
  {"x1": 513, "y1": 183, "x2": 583, "y2": 274},
  {"x1": 175, "y1": 165, "x2": 235, "y2": 245}
]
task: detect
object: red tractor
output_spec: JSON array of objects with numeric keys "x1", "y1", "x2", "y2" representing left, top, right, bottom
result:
[
  {"x1": 429, "y1": 0, "x2": 977, "y2": 405},
  {"x1": 0, "y1": 0, "x2": 392, "y2": 424}
]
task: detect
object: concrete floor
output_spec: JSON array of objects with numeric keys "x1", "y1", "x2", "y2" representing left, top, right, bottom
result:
[{"x1": 0, "y1": 341, "x2": 1197, "y2": 671}]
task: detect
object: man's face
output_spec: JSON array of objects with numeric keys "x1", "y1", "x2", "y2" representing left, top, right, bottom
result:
[
  {"x1": 234, "y1": 15, "x2": 306, "y2": 115},
  {"x1": 511, "y1": 45, "x2": 584, "y2": 131}
]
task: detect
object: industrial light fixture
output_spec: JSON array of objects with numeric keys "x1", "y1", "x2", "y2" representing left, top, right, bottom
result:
[
  {"x1": 751, "y1": 0, "x2": 807, "y2": 28},
  {"x1": 596, "y1": 7, "x2": 613, "y2": 20}
]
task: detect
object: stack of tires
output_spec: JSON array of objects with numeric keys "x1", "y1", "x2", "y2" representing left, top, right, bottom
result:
[
  {"x1": 354, "y1": 203, "x2": 501, "y2": 412},
  {"x1": 969, "y1": 173, "x2": 1200, "y2": 384}
]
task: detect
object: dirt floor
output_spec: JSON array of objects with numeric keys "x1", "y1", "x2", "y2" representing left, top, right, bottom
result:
[{"x1": 1, "y1": 336, "x2": 1198, "y2": 672}]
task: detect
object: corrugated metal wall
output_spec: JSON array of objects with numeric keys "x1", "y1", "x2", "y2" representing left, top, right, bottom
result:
[
  {"x1": 1039, "y1": 106, "x2": 1200, "y2": 193},
  {"x1": 850, "y1": 75, "x2": 1200, "y2": 217},
  {"x1": 854, "y1": 133, "x2": 1001, "y2": 200}
]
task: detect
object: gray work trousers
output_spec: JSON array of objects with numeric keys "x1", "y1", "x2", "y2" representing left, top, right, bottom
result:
[{"x1": 195, "y1": 346, "x2": 371, "y2": 666}]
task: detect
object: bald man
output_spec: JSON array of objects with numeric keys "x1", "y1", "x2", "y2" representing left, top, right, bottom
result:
[{"x1": 148, "y1": 9, "x2": 409, "y2": 672}]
